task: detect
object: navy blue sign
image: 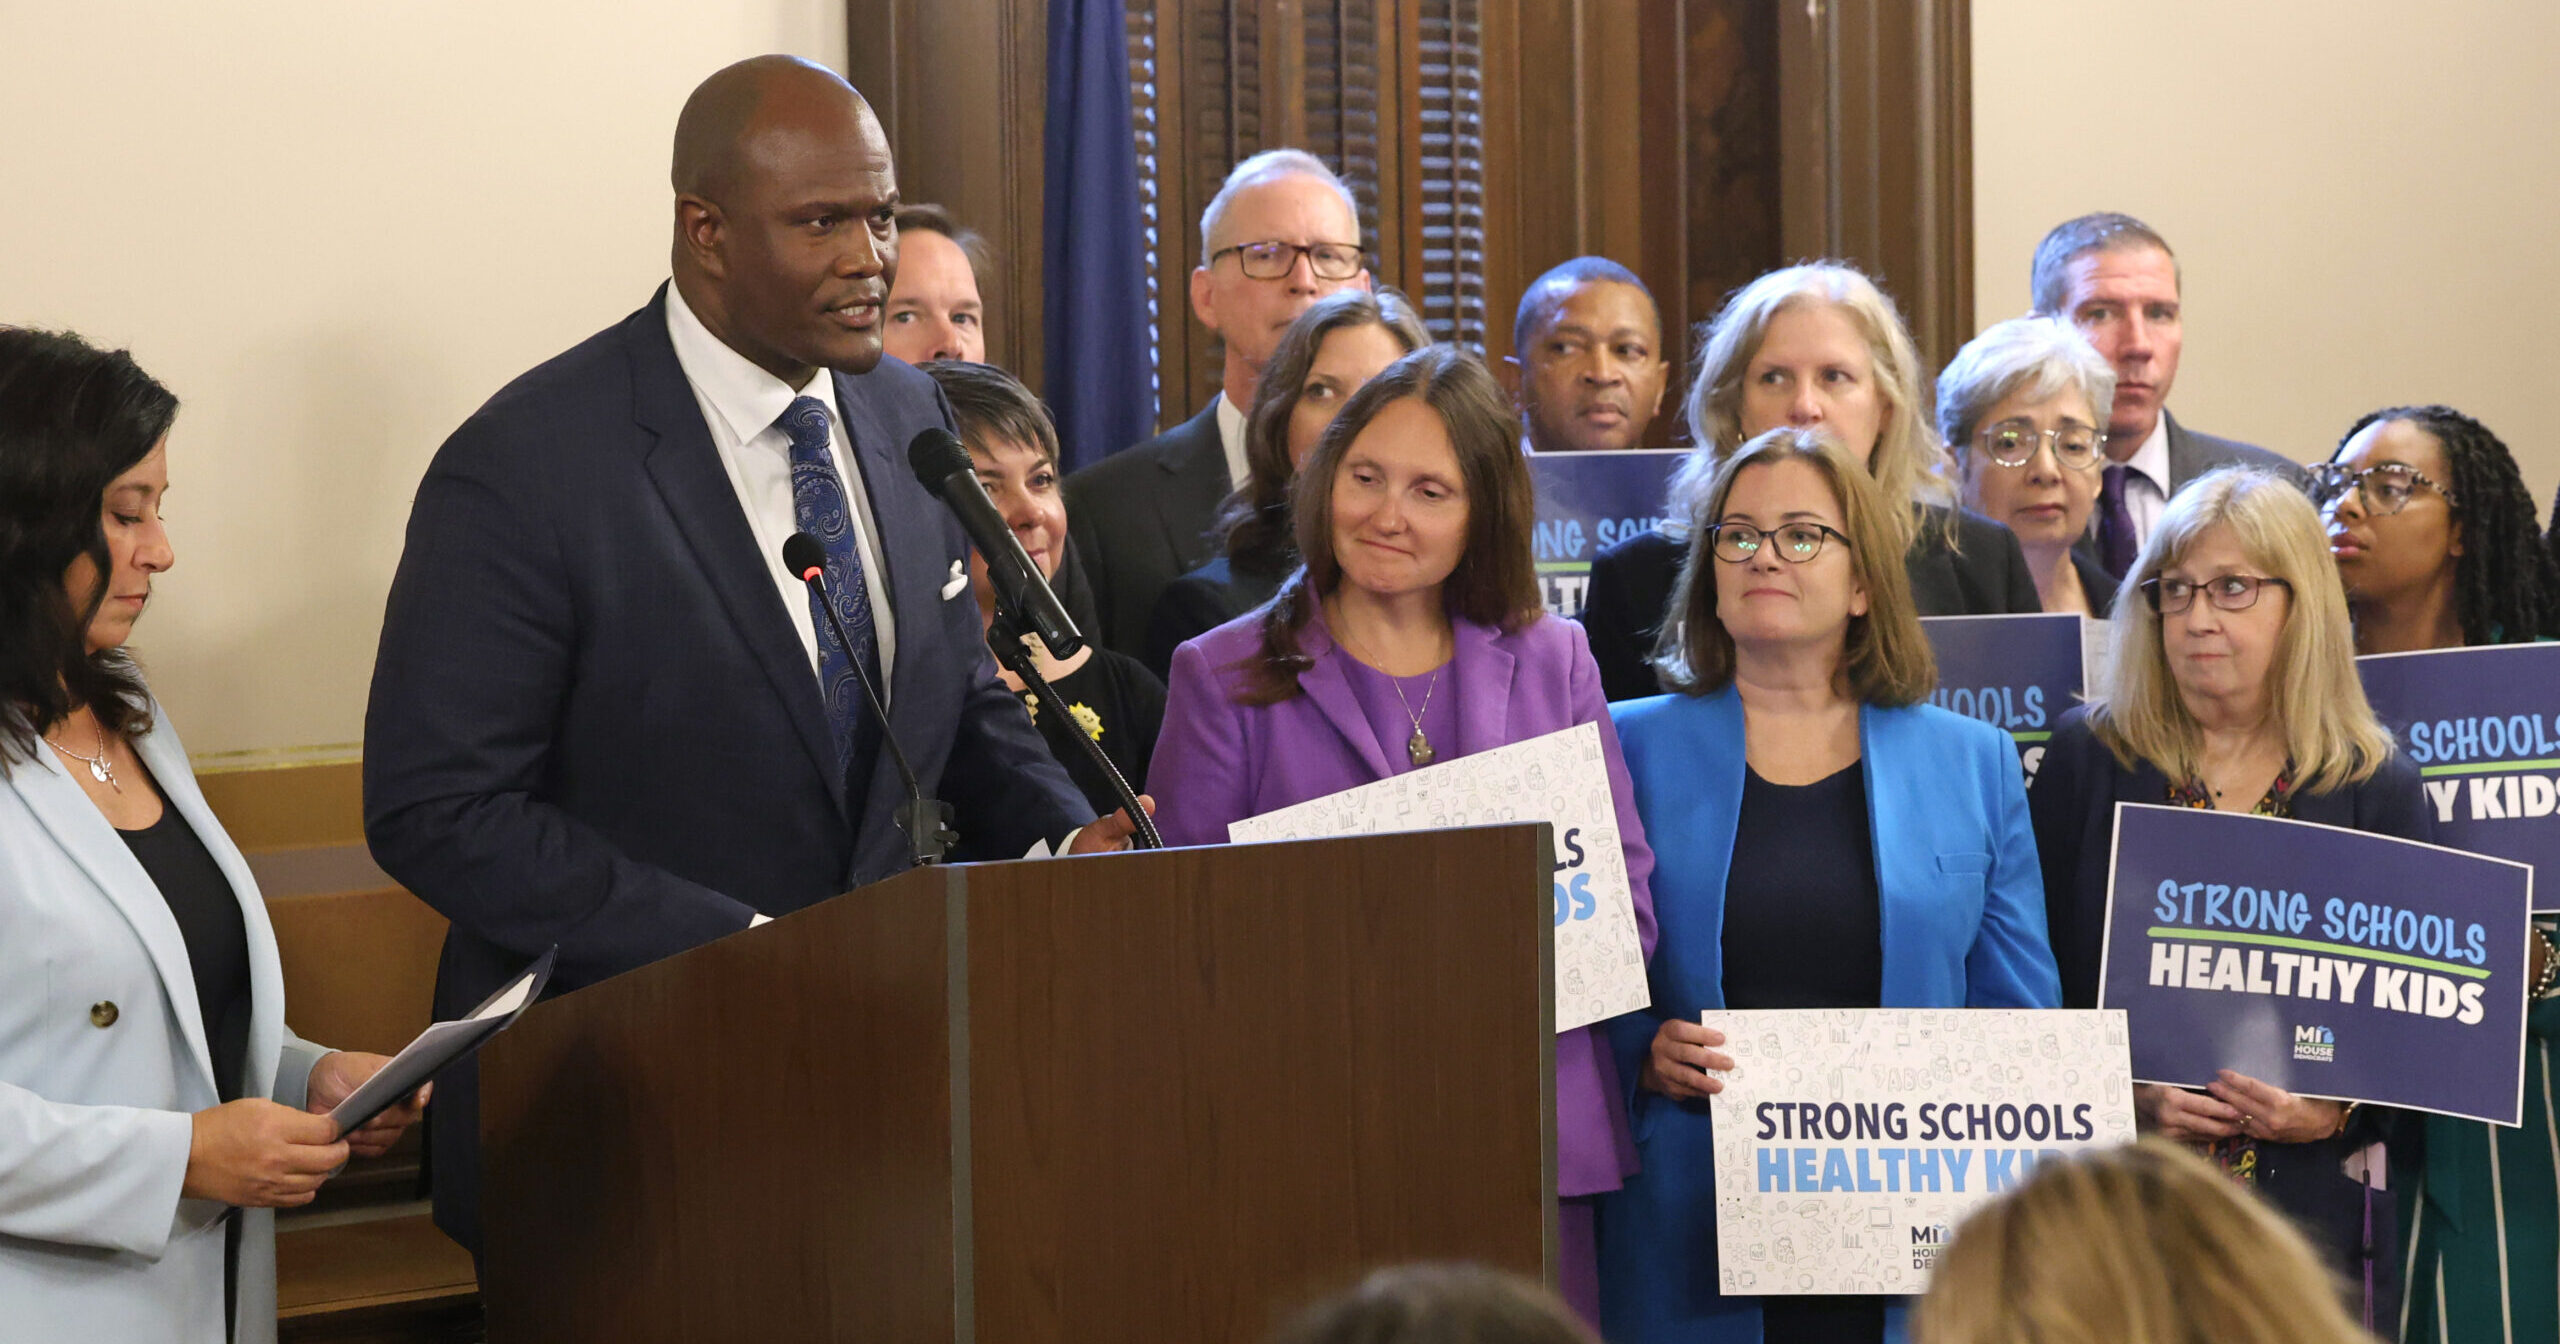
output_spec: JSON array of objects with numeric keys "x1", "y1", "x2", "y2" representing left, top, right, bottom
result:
[
  {"x1": 1920, "y1": 613, "x2": 2088, "y2": 783},
  {"x1": 2099, "y1": 803, "x2": 2531, "y2": 1125},
  {"x1": 1527, "y1": 449, "x2": 1684, "y2": 619},
  {"x1": 2358, "y1": 644, "x2": 2560, "y2": 912}
]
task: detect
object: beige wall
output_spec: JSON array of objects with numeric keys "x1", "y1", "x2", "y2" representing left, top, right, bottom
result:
[
  {"x1": 0, "y1": 1, "x2": 845, "y2": 760},
  {"x1": 1974, "y1": 1, "x2": 2559, "y2": 487}
]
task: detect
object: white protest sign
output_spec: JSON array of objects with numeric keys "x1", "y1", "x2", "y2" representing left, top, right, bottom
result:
[
  {"x1": 1228, "y1": 721, "x2": 1647, "y2": 1032},
  {"x1": 1704, "y1": 1008, "x2": 2134, "y2": 1295}
]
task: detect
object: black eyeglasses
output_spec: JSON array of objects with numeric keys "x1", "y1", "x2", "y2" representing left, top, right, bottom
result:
[
  {"x1": 2139, "y1": 574, "x2": 2292, "y2": 615},
  {"x1": 1207, "y1": 240, "x2": 1366, "y2": 282},
  {"x1": 1971, "y1": 419, "x2": 2107, "y2": 471},
  {"x1": 2305, "y1": 462, "x2": 2458, "y2": 517},
  {"x1": 1706, "y1": 521, "x2": 1851, "y2": 565}
]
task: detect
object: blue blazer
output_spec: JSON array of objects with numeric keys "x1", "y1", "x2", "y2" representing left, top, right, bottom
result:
[
  {"x1": 0, "y1": 706, "x2": 327, "y2": 1344},
  {"x1": 364, "y1": 287, "x2": 1092, "y2": 1251},
  {"x1": 1594, "y1": 687, "x2": 2060, "y2": 1344}
]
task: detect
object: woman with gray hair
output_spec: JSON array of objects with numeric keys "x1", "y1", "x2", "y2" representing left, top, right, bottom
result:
[
  {"x1": 1939, "y1": 316, "x2": 2120, "y2": 615},
  {"x1": 1578, "y1": 262, "x2": 2040, "y2": 701}
]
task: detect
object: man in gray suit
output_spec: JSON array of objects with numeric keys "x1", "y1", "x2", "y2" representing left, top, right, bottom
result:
[
  {"x1": 2031, "y1": 212, "x2": 2296, "y2": 576},
  {"x1": 1064, "y1": 150, "x2": 1372, "y2": 655}
]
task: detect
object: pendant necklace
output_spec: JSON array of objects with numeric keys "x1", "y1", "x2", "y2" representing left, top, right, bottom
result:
[
  {"x1": 47, "y1": 721, "x2": 122, "y2": 792},
  {"x1": 1335, "y1": 612, "x2": 1447, "y2": 766}
]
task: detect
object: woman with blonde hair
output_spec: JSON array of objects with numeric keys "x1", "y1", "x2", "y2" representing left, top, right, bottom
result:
[
  {"x1": 1915, "y1": 1138, "x2": 2373, "y2": 1344},
  {"x1": 1579, "y1": 262, "x2": 2040, "y2": 700},
  {"x1": 2028, "y1": 466, "x2": 2425, "y2": 1332},
  {"x1": 1595, "y1": 427, "x2": 2058, "y2": 1343}
]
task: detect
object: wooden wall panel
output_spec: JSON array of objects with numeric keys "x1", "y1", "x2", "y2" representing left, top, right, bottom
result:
[
  {"x1": 847, "y1": 0, "x2": 1049, "y2": 385},
  {"x1": 843, "y1": 0, "x2": 1968, "y2": 433}
]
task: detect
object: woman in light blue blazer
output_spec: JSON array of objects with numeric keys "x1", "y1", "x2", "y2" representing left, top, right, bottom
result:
[
  {"x1": 0, "y1": 329, "x2": 423, "y2": 1344},
  {"x1": 1594, "y1": 428, "x2": 2060, "y2": 1344}
]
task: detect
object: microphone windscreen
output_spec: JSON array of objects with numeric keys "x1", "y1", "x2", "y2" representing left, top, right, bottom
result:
[
  {"x1": 907, "y1": 427, "x2": 974, "y2": 497},
  {"x1": 781, "y1": 531, "x2": 829, "y2": 583}
]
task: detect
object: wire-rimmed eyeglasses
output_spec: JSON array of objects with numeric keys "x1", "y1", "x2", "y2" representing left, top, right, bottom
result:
[{"x1": 1971, "y1": 419, "x2": 2107, "y2": 471}]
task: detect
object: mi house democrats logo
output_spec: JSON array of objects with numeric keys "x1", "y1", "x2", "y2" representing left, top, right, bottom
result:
[{"x1": 2293, "y1": 1025, "x2": 2337, "y2": 1063}]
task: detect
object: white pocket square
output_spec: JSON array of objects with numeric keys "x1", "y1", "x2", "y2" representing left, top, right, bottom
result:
[{"x1": 940, "y1": 560, "x2": 968, "y2": 599}]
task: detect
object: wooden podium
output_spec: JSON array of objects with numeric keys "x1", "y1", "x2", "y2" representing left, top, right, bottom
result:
[{"x1": 476, "y1": 825, "x2": 1558, "y2": 1341}]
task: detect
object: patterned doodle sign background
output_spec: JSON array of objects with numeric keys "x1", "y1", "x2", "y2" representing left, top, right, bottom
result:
[
  {"x1": 1703, "y1": 1008, "x2": 2134, "y2": 1295},
  {"x1": 1230, "y1": 722, "x2": 1648, "y2": 1031}
]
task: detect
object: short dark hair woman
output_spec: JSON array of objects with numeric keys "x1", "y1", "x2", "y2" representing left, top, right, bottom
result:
[
  {"x1": 922, "y1": 359, "x2": 1165, "y2": 816},
  {"x1": 1149, "y1": 344, "x2": 1657, "y2": 1326},
  {"x1": 1143, "y1": 287, "x2": 1429, "y2": 677},
  {"x1": 0, "y1": 327, "x2": 422, "y2": 1342}
]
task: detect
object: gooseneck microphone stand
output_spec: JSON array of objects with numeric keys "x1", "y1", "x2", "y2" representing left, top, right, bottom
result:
[
  {"x1": 784, "y1": 534, "x2": 957, "y2": 868},
  {"x1": 986, "y1": 604, "x2": 1163, "y2": 850}
]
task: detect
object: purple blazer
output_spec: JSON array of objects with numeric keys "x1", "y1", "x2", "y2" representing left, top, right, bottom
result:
[{"x1": 1151, "y1": 606, "x2": 1659, "y2": 1197}]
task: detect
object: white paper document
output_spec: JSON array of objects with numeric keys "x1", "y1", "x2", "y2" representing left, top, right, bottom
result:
[
  {"x1": 325, "y1": 946, "x2": 556, "y2": 1136},
  {"x1": 1702, "y1": 1008, "x2": 2135, "y2": 1295},
  {"x1": 1226, "y1": 722, "x2": 1648, "y2": 1032}
]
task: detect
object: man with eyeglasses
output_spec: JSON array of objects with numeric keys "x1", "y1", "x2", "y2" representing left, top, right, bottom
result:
[
  {"x1": 2029, "y1": 212, "x2": 2297, "y2": 577},
  {"x1": 1065, "y1": 149, "x2": 1373, "y2": 655}
]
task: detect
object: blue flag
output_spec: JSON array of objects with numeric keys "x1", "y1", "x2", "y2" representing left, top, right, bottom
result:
[{"x1": 1042, "y1": 0, "x2": 1155, "y2": 471}]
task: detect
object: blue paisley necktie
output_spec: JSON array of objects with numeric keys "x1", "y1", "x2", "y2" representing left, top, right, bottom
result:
[{"x1": 780, "y1": 394, "x2": 883, "y2": 798}]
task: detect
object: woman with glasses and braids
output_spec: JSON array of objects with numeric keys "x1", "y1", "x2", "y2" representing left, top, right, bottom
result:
[
  {"x1": 2028, "y1": 467, "x2": 2427, "y2": 1333},
  {"x1": 1594, "y1": 427, "x2": 2058, "y2": 1344},
  {"x1": 2311, "y1": 406, "x2": 2560, "y2": 1344},
  {"x1": 2317, "y1": 405, "x2": 2560, "y2": 652},
  {"x1": 1939, "y1": 316, "x2": 2121, "y2": 615}
]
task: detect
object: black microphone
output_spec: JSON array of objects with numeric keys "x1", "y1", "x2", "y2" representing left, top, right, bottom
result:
[
  {"x1": 907, "y1": 427, "x2": 1084, "y2": 658},
  {"x1": 782, "y1": 531, "x2": 956, "y2": 867}
]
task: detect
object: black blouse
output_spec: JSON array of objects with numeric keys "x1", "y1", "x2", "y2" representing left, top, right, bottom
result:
[
  {"x1": 1012, "y1": 645, "x2": 1168, "y2": 818},
  {"x1": 118, "y1": 804, "x2": 252, "y2": 1102},
  {"x1": 1720, "y1": 761, "x2": 1886, "y2": 1344}
]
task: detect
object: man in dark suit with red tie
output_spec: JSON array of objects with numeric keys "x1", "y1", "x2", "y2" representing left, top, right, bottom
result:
[{"x1": 363, "y1": 55, "x2": 1137, "y2": 1256}]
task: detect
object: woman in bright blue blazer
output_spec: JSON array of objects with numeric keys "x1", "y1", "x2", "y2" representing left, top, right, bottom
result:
[{"x1": 1595, "y1": 428, "x2": 2060, "y2": 1344}]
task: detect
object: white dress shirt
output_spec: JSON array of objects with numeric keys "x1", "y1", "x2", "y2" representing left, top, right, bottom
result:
[
  {"x1": 1215, "y1": 391, "x2": 1249, "y2": 491},
  {"x1": 2119, "y1": 416, "x2": 2172, "y2": 548},
  {"x1": 664, "y1": 283, "x2": 898, "y2": 693}
]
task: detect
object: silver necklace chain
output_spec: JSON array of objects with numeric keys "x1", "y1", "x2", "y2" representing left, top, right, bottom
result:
[
  {"x1": 1333, "y1": 613, "x2": 1448, "y2": 767},
  {"x1": 45, "y1": 721, "x2": 122, "y2": 793}
]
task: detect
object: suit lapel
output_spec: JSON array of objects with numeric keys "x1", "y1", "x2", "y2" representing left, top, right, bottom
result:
[
  {"x1": 1448, "y1": 618, "x2": 1514, "y2": 758},
  {"x1": 9, "y1": 738, "x2": 217, "y2": 1094},
  {"x1": 2162, "y1": 411, "x2": 2198, "y2": 491},
  {"x1": 1153, "y1": 405, "x2": 1234, "y2": 569},
  {"x1": 629, "y1": 293, "x2": 848, "y2": 818},
  {"x1": 1295, "y1": 613, "x2": 1398, "y2": 779}
]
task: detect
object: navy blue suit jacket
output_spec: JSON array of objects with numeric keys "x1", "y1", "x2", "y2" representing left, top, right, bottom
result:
[{"x1": 363, "y1": 287, "x2": 1091, "y2": 1251}]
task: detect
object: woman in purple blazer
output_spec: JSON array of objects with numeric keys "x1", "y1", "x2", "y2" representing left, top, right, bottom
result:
[{"x1": 1150, "y1": 344, "x2": 1657, "y2": 1326}]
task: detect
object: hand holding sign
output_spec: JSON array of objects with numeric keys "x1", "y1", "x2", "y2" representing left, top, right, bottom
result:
[
  {"x1": 2205, "y1": 1070, "x2": 2347, "y2": 1144},
  {"x1": 1641, "y1": 1019, "x2": 1732, "y2": 1100}
]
